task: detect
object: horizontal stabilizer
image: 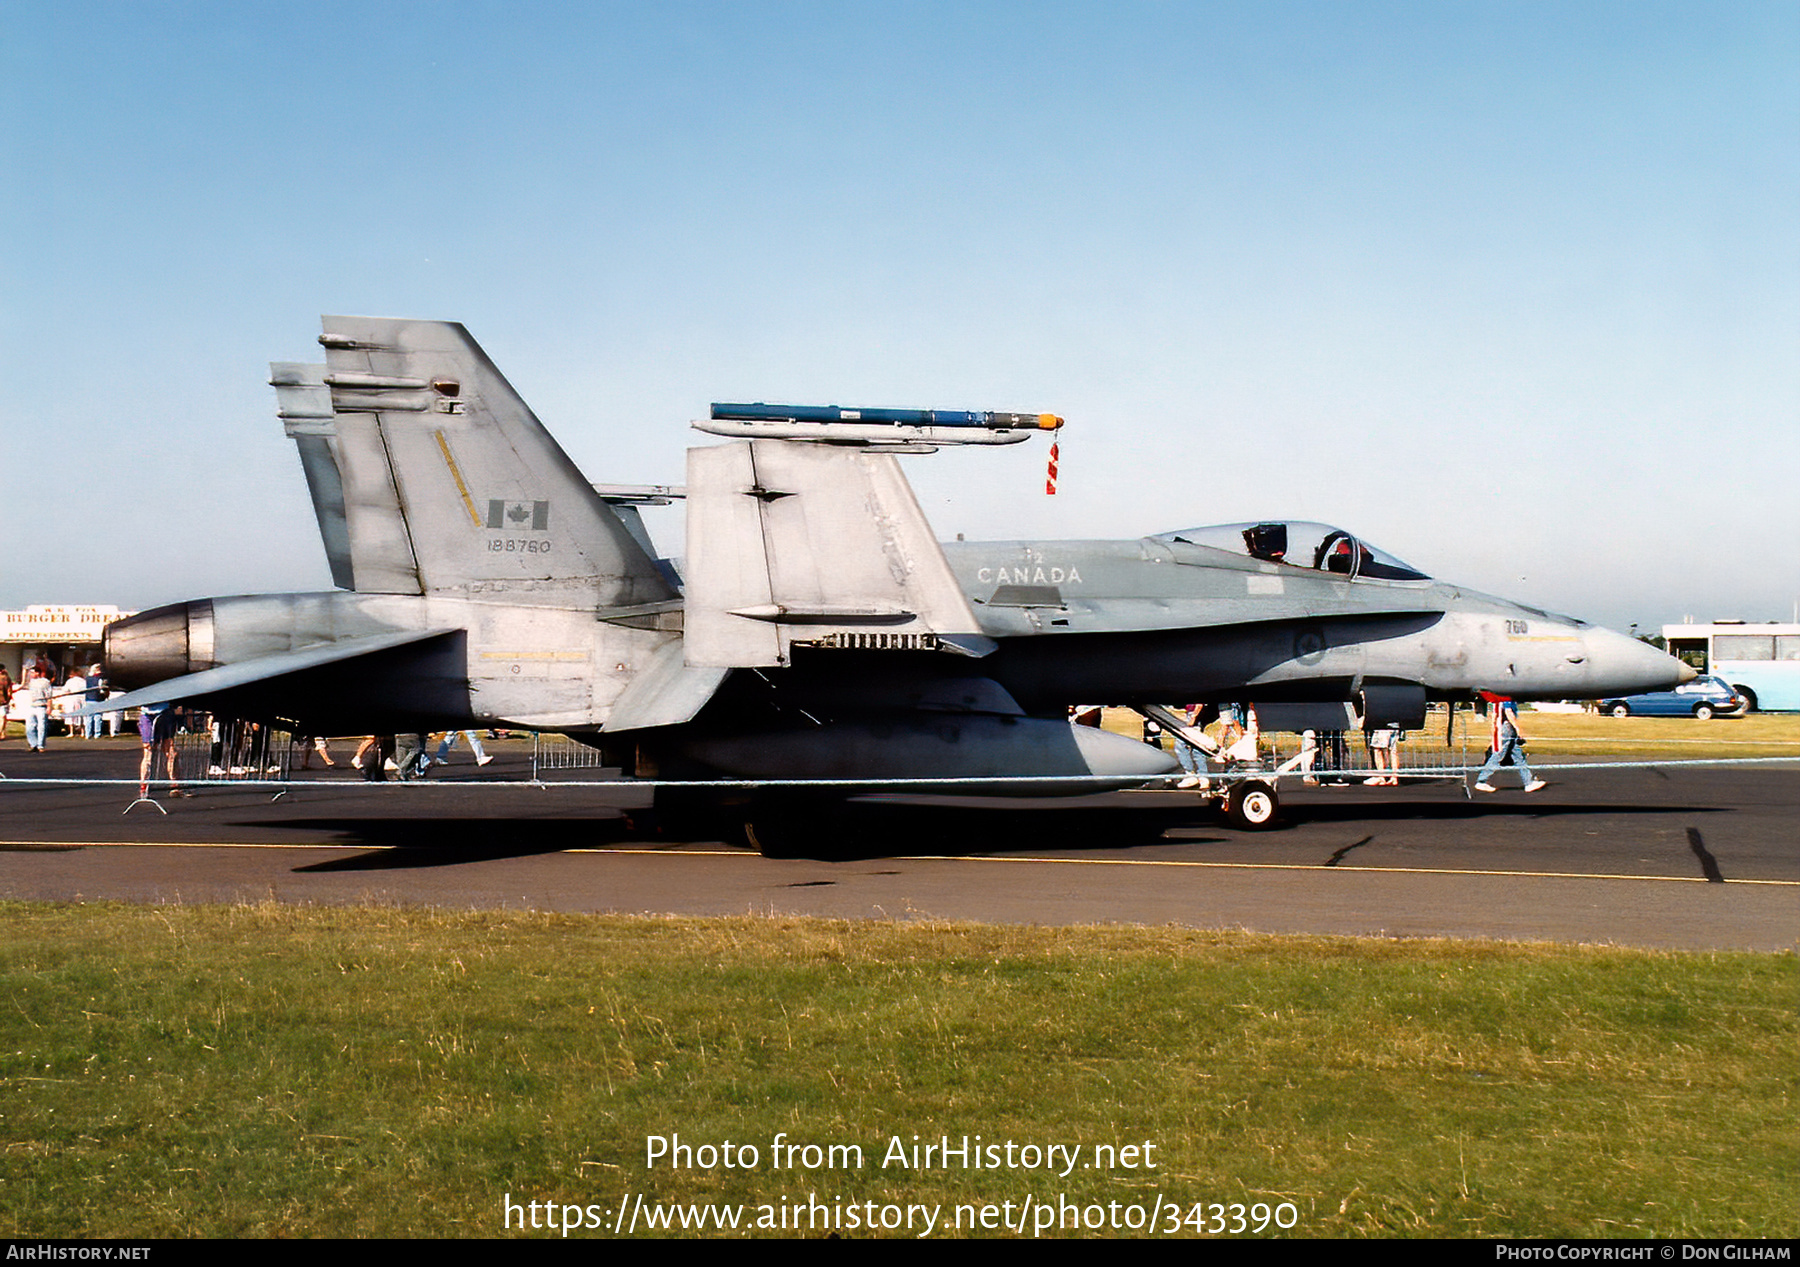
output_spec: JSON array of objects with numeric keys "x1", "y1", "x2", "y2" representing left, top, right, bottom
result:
[
  {"x1": 601, "y1": 639, "x2": 731, "y2": 732},
  {"x1": 79, "y1": 627, "x2": 460, "y2": 715}
]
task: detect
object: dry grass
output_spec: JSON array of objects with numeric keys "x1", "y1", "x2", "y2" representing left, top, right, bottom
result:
[{"x1": 1, "y1": 902, "x2": 1792, "y2": 1238}]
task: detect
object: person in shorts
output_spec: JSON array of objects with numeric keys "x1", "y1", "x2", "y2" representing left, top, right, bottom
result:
[
  {"x1": 137, "y1": 703, "x2": 189, "y2": 799},
  {"x1": 1363, "y1": 726, "x2": 1399, "y2": 786}
]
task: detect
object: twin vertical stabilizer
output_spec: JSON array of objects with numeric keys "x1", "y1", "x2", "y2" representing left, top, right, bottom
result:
[{"x1": 272, "y1": 317, "x2": 675, "y2": 610}]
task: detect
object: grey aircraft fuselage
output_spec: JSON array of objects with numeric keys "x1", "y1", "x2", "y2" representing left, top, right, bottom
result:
[
  {"x1": 938, "y1": 536, "x2": 1679, "y2": 713},
  {"x1": 95, "y1": 316, "x2": 1690, "y2": 802},
  {"x1": 104, "y1": 536, "x2": 1680, "y2": 739}
]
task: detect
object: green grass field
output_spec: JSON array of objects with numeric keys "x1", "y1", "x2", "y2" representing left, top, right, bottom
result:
[
  {"x1": 1495, "y1": 710, "x2": 1800, "y2": 759},
  {"x1": 1108, "y1": 707, "x2": 1800, "y2": 763},
  {"x1": 2, "y1": 903, "x2": 1792, "y2": 1238}
]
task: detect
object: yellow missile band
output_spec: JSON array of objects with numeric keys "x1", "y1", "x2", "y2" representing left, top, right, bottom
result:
[
  {"x1": 434, "y1": 430, "x2": 483, "y2": 527},
  {"x1": 1038, "y1": 414, "x2": 1063, "y2": 429}
]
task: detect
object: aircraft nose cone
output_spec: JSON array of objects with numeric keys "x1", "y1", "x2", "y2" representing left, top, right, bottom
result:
[
  {"x1": 1676, "y1": 660, "x2": 1698, "y2": 684},
  {"x1": 1584, "y1": 627, "x2": 1689, "y2": 696}
]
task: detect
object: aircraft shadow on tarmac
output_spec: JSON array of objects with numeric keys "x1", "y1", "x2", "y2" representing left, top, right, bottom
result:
[
  {"x1": 281, "y1": 817, "x2": 637, "y2": 871},
  {"x1": 271, "y1": 798, "x2": 1725, "y2": 869},
  {"x1": 1269, "y1": 800, "x2": 1725, "y2": 826},
  {"x1": 275, "y1": 808, "x2": 1179, "y2": 869}
]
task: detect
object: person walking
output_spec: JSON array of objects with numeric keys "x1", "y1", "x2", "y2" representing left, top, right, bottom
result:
[
  {"x1": 433, "y1": 730, "x2": 493, "y2": 767},
  {"x1": 1474, "y1": 694, "x2": 1545, "y2": 793}
]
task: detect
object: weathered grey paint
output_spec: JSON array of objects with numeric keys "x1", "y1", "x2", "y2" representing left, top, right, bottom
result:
[{"x1": 98, "y1": 317, "x2": 1689, "y2": 792}]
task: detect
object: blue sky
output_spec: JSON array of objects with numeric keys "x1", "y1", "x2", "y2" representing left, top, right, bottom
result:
[{"x1": 3, "y1": 1, "x2": 1795, "y2": 632}]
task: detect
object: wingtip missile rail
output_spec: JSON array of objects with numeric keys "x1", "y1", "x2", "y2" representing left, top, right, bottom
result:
[{"x1": 694, "y1": 402, "x2": 1063, "y2": 447}]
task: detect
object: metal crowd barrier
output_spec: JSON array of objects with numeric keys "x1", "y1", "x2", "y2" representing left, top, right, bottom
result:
[
  {"x1": 1136, "y1": 703, "x2": 1478, "y2": 784},
  {"x1": 530, "y1": 731, "x2": 610, "y2": 777}
]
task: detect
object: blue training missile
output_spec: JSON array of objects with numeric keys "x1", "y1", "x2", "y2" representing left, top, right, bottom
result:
[{"x1": 711, "y1": 403, "x2": 1062, "y2": 430}]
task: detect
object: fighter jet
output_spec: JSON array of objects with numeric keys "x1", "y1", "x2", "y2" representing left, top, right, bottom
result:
[{"x1": 97, "y1": 317, "x2": 1689, "y2": 848}]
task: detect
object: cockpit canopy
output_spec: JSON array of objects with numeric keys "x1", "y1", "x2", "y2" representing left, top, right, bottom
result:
[{"x1": 1155, "y1": 521, "x2": 1431, "y2": 582}]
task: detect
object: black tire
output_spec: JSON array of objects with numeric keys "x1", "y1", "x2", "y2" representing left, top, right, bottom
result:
[
  {"x1": 648, "y1": 788, "x2": 746, "y2": 844},
  {"x1": 1734, "y1": 687, "x2": 1758, "y2": 714},
  {"x1": 1694, "y1": 703, "x2": 1714, "y2": 721},
  {"x1": 1226, "y1": 780, "x2": 1279, "y2": 830},
  {"x1": 742, "y1": 794, "x2": 846, "y2": 859},
  {"x1": 1607, "y1": 703, "x2": 1630, "y2": 718},
  {"x1": 742, "y1": 815, "x2": 808, "y2": 858}
]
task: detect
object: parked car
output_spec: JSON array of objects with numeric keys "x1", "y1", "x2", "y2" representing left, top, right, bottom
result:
[{"x1": 1597, "y1": 675, "x2": 1744, "y2": 719}]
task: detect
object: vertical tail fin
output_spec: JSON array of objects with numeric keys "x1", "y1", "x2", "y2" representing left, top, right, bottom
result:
[
  {"x1": 272, "y1": 318, "x2": 676, "y2": 609},
  {"x1": 270, "y1": 361, "x2": 355, "y2": 590}
]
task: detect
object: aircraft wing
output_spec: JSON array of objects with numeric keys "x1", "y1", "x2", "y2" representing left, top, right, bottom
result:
[
  {"x1": 683, "y1": 439, "x2": 996, "y2": 667},
  {"x1": 79, "y1": 628, "x2": 461, "y2": 716}
]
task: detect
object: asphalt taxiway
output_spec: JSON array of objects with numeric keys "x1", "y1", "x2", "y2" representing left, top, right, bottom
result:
[{"x1": 0, "y1": 742, "x2": 1794, "y2": 951}]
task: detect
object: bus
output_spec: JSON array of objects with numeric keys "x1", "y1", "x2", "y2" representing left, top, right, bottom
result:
[{"x1": 1662, "y1": 622, "x2": 1800, "y2": 713}]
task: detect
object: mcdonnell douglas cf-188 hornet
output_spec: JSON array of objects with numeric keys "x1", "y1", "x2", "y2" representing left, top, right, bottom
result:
[{"x1": 97, "y1": 317, "x2": 1689, "y2": 848}]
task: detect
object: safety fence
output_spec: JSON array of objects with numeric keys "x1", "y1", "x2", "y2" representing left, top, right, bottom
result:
[
  {"x1": 187, "y1": 720, "x2": 295, "y2": 782},
  {"x1": 530, "y1": 731, "x2": 610, "y2": 773},
  {"x1": 1270, "y1": 705, "x2": 1478, "y2": 783},
  {"x1": 129, "y1": 726, "x2": 608, "y2": 787},
  {"x1": 7, "y1": 712, "x2": 1793, "y2": 817},
  {"x1": 1133, "y1": 703, "x2": 1480, "y2": 784},
  {"x1": 0, "y1": 724, "x2": 620, "y2": 811}
]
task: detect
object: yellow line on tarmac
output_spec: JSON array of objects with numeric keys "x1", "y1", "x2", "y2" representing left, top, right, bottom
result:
[
  {"x1": 563, "y1": 848, "x2": 1798, "y2": 886},
  {"x1": 0, "y1": 840, "x2": 746, "y2": 855},
  {"x1": 8, "y1": 841, "x2": 1796, "y2": 887},
  {"x1": 873, "y1": 854, "x2": 1800, "y2": 886}
]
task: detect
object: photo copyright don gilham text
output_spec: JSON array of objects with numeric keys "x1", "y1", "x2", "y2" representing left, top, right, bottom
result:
[{"x1": 501, "y1": 1132, "x2": 1303, "y2": 1237}]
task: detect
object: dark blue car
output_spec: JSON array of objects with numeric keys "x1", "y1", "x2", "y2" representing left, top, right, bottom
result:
[{"x1": 1598, "y1": 675, "x2": 1744, "y2": 719}]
